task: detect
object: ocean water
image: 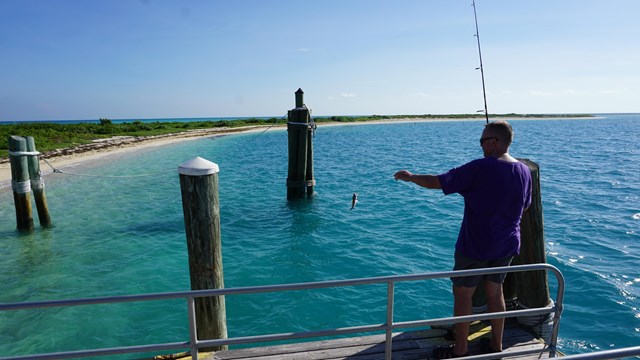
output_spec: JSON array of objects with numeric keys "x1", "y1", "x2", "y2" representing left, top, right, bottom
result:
[{"x1": 0, "y1": 114, "x2": 639, "y2": 358}]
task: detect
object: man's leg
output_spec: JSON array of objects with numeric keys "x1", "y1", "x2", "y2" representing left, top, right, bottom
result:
[
  {"x1": 453, "y1": 284, "x2": 476, "y2": 355},
  {"x1": 484, "y1": 280, "x2": 505, "y2": 351}
]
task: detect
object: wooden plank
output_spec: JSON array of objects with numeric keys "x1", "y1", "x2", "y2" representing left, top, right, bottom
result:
[
  {"x1": 215, "y1": 340, "x2": 426, "y2": 360},
  {"x1": 186, "y1": 321, "x2": 556, "y2": 360},
  {"x1": 213, "y1": 329, "x2": 447, "y2": 359}
]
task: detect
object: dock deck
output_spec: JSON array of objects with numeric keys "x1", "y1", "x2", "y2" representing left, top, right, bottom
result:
[{"x1": 183, "y1": 319, "x2": 554, "y2": 360}]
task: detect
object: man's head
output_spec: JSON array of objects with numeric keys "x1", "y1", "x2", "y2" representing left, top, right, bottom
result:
[{"x1": 480, "y1": 120, "x2": 514, "y2": 157}]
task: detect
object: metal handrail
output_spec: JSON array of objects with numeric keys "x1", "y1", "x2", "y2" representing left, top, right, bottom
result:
[
  {"x1": 560, "y1": 346, "x2": 640, "y2": 360},
  {"x1": 1, "y1": 263, "x2": 565, "y2": 360}
]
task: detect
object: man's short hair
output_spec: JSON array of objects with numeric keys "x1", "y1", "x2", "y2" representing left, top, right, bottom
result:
[{"x1": 485, "y1": 120, "x2": 514, "y2": 146}]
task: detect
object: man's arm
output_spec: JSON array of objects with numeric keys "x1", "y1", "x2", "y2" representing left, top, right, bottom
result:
[{"x1": 394, "y1": 170, "x2": 442, "y2": 189}]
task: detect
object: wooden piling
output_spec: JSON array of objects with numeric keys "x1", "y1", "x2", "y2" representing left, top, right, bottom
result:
[
  {"x1": 25, "y1": 136, "x2": 52, "y2": 228},
  {"x1": 514, "y1": 159, "x2": 550, "y2": 308},
  {"x1": 474, "y1": 160, "x2": 547, "y2": 317},
  {"x1": 178, "y1": 157, "x2": 228, "y2": 351},
  {"x1": 8, "y1": 136, "x2": 34, "y2": 232},
  {"x1": 286, "y1": 88, "x2": 316, "y2": 200}
]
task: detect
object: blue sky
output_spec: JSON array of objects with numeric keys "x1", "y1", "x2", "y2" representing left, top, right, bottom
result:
[{"x1": 1, "y1": 0, "x2": 639, "y2": 121}]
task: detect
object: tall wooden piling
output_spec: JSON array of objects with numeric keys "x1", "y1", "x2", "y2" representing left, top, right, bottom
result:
[
  {"x1": 514, "y1": 159, "x2": 551, "y2": 310},
  {"x1": 473, "y1": 160, "x2": 547, "y2": 317},
  {"x1": 178, "y1": 157, "x2": 228, "y2": 351},
  {"x1": 26, "y1": 136, "x2": 52, "y2": 228},
  {"x1": 286, "y1": 88, "x2": 316, "y2": 200},
  {"x1": 8, "y1": 136, "x2": 34, "y2": 231}
]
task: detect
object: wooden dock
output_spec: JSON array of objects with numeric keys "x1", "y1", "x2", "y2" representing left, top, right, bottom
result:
[{"x1": 175, "y1": 319, "x2": 556, "y2": 360}]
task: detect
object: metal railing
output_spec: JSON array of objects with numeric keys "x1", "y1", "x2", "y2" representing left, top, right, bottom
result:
[{"x1": 1, "y1": 263, "x2": 567, "y2": 360}]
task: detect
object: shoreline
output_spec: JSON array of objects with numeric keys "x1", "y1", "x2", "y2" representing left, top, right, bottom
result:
[
  {"x1": 0, "y1": 125, "x2": 268, "y2": 188},
  {"x1": 0, "y1": 116, "x2": 594, "y2": 187}
]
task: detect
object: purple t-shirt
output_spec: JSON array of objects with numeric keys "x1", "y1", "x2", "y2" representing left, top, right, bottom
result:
[{"x1": 438, "y1": 157, "x2": 532, "y2": 260}]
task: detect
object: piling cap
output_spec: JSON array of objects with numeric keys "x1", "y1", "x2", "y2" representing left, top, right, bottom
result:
[
  {"x1": 295, "y1": 88, "x2": 304, "y2": 108},
  {"x1": 178, "y1": 156, "x2": 219, "y2": 176}
]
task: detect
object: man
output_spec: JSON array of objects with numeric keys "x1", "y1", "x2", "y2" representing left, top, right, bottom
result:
[{"x1": 394, "y1": 120, "x2": 532, "y2": 358}]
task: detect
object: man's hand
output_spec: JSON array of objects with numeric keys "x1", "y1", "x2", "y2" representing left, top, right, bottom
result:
[{"x1": 394, "y1": 170, "x2": 413, "y2": 182}]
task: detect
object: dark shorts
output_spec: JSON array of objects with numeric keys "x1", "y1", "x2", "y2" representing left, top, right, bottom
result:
[{"x1": 451, "y1": 251, "x2": 513, "y2": 288}]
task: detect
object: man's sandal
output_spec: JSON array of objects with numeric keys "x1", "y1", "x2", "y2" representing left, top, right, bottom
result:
[{"x1": 433, "y1": 344, "x2": 468, "y2": 359}]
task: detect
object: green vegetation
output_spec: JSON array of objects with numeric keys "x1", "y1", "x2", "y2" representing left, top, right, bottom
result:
[
  {"x1": 0, "y1": 114, "x2": 592, "y2": 159},
  {"x1": 0, "y1": 117, "x2": 279, "y2": 158}
]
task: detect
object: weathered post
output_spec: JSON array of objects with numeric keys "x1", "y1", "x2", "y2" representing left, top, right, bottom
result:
[
  {"x1": 8, "y1": 136, "x2": 34, "y2": 231},
  {"x1": 26, "y1": 136, "x2": 52, "y2": 228},
  {"x1": 178, "y1": 157, "x2": 227, "y2": 351},
  {"x1": 514, "y1": 159, "x2": 552, "y2": 335},
  {"x1": 286, "y1": 88, "x2": 316, "y2": 199}
]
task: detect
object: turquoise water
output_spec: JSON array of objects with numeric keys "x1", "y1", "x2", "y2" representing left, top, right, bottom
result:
[{"x1": 1, "y1": 115, "x2": 639, "y2": 358}]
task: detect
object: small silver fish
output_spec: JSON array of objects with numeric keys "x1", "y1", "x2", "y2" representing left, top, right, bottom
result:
[{"x1": 351, "y1": 193, "x2": 358, "y2": 210}]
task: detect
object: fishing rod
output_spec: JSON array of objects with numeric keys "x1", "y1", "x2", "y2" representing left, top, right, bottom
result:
[{"x1": 472, "y1": 0, "x2": 489, "y2": 124}]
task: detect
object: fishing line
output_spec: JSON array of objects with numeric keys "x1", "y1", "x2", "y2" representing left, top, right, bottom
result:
[
  {"x1": 251, "y1": 113, "x2": 288, "y2": 140},
  {"x1": 252, "y1": 107, "x2": 317, "y2": 141},
  {"x1": 472, "y1": 0, "x2": 490, "y2": 124},
  {"x1": 41, "y1": 158, "x2": 175, "y2": 178}
]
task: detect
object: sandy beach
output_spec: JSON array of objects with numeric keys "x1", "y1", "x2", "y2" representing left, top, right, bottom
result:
[{"x1": 0, "y1": 116, "x2": 589, "y2": 188}]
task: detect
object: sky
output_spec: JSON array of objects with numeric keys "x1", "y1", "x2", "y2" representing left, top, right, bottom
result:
[{"x1": 1, "y1": 0, "x2": 640, "y2": 121}]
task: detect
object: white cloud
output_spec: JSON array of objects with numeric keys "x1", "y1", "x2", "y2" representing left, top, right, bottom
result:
[
  {"x1": 529, "y1": 89, "x2": 586, "y2": 97},
  {"x1": 297, "y1": 48, "x2": 310, "y2": 52},
  {"x1": 340, "y1": 93, "x2": 356, "y2": 98}
]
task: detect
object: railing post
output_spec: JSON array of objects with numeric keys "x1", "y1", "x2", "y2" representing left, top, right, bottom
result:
[
  {"x1": 385, "y1": 281, "x2": 395, "y2": 360},
  {"x1": 187, "y1": 297, "x2": 199, "y2": 360},
  {"x1": 178, "y1": 157, "x2": 228, "y2": 351}
]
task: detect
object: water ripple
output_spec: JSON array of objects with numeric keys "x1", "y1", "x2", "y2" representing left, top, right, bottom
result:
[{"x1": 1, "y1": 116, "x2": 640, "y2": 356}]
